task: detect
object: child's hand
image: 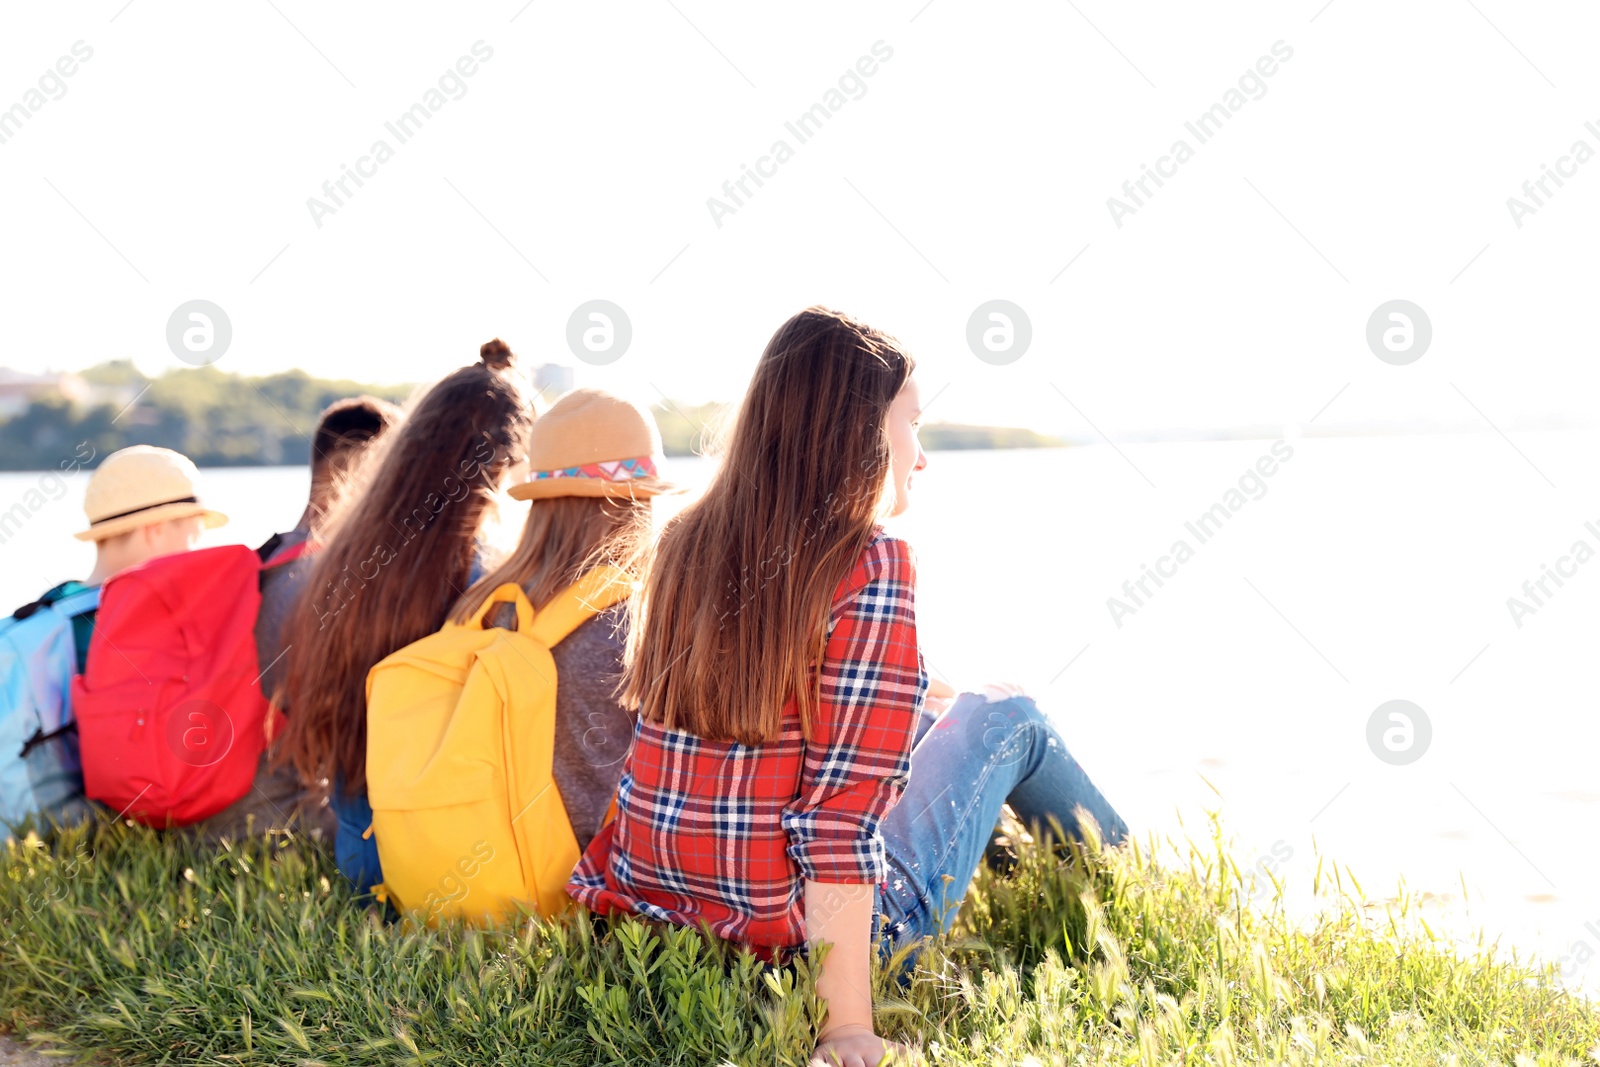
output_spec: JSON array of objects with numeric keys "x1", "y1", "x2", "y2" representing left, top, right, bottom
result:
[
  {"x1": 926, "y1": 677, "x2": 957, "y2": 717},
  {"x1": 979, "y1": 681, "x2": 1028, "y2": 702},
  {"x1": 810, "y1": 1023, "x2": 918, "y2": 1066}
]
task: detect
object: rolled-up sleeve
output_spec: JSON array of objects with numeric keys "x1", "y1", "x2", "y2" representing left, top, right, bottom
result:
[{"x1": 782, "y1": 536, "x2": 927, "y2": 884}]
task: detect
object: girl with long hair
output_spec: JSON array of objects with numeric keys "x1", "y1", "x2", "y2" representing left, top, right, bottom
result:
[
  {"x1": 278, "y1": 340, "x2": 533, "y2": 894},
  {"x1": 569, "y1": 307, "x2": 1125, "y2": 1066},
  {"x1": 447, "y1": 388, "x2": 665, "y2": 853}
]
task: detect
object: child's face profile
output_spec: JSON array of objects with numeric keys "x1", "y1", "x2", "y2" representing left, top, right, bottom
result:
[{"x1": 885, "y1": 377, "x2": 928, "y2": 518}]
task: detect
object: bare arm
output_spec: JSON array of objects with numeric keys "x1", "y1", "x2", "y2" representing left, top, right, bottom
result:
[
  {"x1": 807, "y1": 880, "x2": 912, "y2": 1066},
  {"x1": 807, "y1": 879, "x2": 875, "y2": 1033},
  {"x1": 790, "y1": 539, "x2": 926, "y2": 1066}
]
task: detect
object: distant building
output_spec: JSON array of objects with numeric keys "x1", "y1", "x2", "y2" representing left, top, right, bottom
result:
[
  {"x1": 0, "y1": 370, "x2": 91, "y2": 418},
  {"x1": 0, "y1": 368, "x2": 144, "y2": 420},
  {"x1": 532, "y1": 363, "x2": 574, "y2": 401}
]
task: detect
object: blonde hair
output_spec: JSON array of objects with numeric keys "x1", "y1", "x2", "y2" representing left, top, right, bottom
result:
[{"x1": 451, "y1": 495, "x2": 650, "y2": 622}]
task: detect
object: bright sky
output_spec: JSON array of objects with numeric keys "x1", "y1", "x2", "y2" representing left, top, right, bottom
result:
[{"x1": 1, "y1": 1, "x2": 1596, "y2": 436}]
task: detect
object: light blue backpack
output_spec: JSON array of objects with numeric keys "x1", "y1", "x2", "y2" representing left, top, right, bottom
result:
[{"x1": 0, "y1": 582, "x2": 99, "y2": 830}]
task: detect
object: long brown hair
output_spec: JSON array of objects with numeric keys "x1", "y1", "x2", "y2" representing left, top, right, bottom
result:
[
  {"x1": 450, "y1": 496, "x2": 650, "y2": 622},
  {"x1": 278, "y1": 340, "x2": 534, "y2": 793},
  {"x1": 621, "y1": 307, "x2": 914, "y2": 744}
]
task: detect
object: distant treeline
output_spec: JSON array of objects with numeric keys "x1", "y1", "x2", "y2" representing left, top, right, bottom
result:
[{"x1": 0, "y1": 362, "x2": 1065, "y2": 471}]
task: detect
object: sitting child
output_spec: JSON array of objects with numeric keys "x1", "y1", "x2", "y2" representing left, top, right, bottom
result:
[
  {"x1": 1, "y1": 446, "x2": 225, "y2": 828},
  {"x1": 567, "y1": 308, "x2": 1125, "y2": 1066},
  {"x1": 196, "y1": 396, "x2": 401, "y2": 842}
]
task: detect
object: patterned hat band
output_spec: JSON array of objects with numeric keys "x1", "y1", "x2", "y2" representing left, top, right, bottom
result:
[{"x1": 529, "y1": 455, "x2": 659, "y2": 483}]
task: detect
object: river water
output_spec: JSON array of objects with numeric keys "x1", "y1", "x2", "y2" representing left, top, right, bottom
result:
[{"x1": 3, "y1": 434, "x2": 1596, "y2": 988}]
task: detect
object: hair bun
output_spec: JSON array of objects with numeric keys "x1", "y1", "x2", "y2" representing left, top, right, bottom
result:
[{"x1": 480, "y1": 338, "x2": 515, "y2": 370}]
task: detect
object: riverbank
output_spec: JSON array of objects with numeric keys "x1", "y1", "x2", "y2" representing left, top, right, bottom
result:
[
  {"x1": 1, "y1": 813, "x2": 1594, "y2": 1065},
  {"x1": 0, "y1": 361, "x2": 1064, "y2": 471},
  {"x1": 6, "y1": 436, "x2": 1599, "y2": 997}
]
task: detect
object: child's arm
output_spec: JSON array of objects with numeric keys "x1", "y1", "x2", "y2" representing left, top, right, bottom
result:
[
  {"x1": 783, "y1": 536, "x2": 926, "y2": 1065},
  {"x1": 805, "y1": 880, "x2": 884, "y2": 1063}
]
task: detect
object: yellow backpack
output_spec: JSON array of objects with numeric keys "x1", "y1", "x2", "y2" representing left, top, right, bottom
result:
[{"x1": 364, "y1": 567, "x2": 630, "y2": 926}]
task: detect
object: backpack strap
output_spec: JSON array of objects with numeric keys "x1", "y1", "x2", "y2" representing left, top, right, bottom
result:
[
  {"x1": 270, "y1": 540, "x2": 311, "y2": 566},
  {"x1": 19, "y1": 720, "x2": 77, "y2": 759},
  {"x1": 465, "y1": 583, "x2": 537, "y2": 634},
  {"x1": 527, "y1": 566, "x2": 632, "y2": 649},
  {"x1": 11, "y1": 581, "x2": 86, "y2": 621},
  {"x1": 11, "y1": 596, "x2": 53, "y2": 622},
  {"x1": 256, "y1": 533, "x2": 286, "y2": 564},
  {"x1": 11, "y1": 583, "x2": 99, "y2": 673},
  {"x1": 63, "y1": 596, "x2": 99, "y2": 676},
  {"x1": 52, "y1": 587, "x2": 100, "y2": 620},
  {"x1": 257, "y1": 532, "x2": 312, "y2": 568}
]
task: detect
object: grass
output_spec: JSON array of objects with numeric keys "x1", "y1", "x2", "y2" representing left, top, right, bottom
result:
[{"x1": 0, "y1": 812, "x2": 1596, "y2": 1066}]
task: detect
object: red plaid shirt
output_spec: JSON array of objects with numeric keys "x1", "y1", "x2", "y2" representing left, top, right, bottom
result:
[{"x1": 567, "y1": 531, "x2": 926, "y2": 954}]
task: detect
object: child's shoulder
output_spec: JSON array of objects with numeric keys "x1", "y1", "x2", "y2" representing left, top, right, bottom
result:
[{"x1": 843, "y1": 527, "x2": 916, "y2": 592}]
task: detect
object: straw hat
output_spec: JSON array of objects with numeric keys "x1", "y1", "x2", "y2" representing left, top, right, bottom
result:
[
  {"x1": 508, "y1": 389, "x2": 673, "y2": 502},
  {"x1": 74, "y1": 446, "x2": 229, "y2": 542}
]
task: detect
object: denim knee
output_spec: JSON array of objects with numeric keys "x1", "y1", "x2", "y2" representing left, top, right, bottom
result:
[
  {"x1": 991, "y1": 693, "x2": 1043, "y2": 723},
  {"x1": 973, "y1": 693, "x2": 1051, "y2": 757}
]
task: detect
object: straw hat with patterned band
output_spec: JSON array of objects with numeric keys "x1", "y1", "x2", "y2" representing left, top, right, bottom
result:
[
  {"x1": 74, "y1": 445, "x2": 229, "y2": 542},
  {"x1": 508, "y1": 388, "x2": 674, "y2": 502}
]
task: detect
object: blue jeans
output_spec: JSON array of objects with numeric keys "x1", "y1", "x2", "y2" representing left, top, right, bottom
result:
[
  {"x1": 873, "y1": 692, "x2": 1126, "y2": 954},
  {"x1": 330, "y1": 781, "x2": 384, "y2": 899}
]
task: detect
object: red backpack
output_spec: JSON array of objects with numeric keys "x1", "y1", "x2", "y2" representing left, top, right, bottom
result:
[{"x1": 73, "y1": 544, "x2": 288, "y2": 826}]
